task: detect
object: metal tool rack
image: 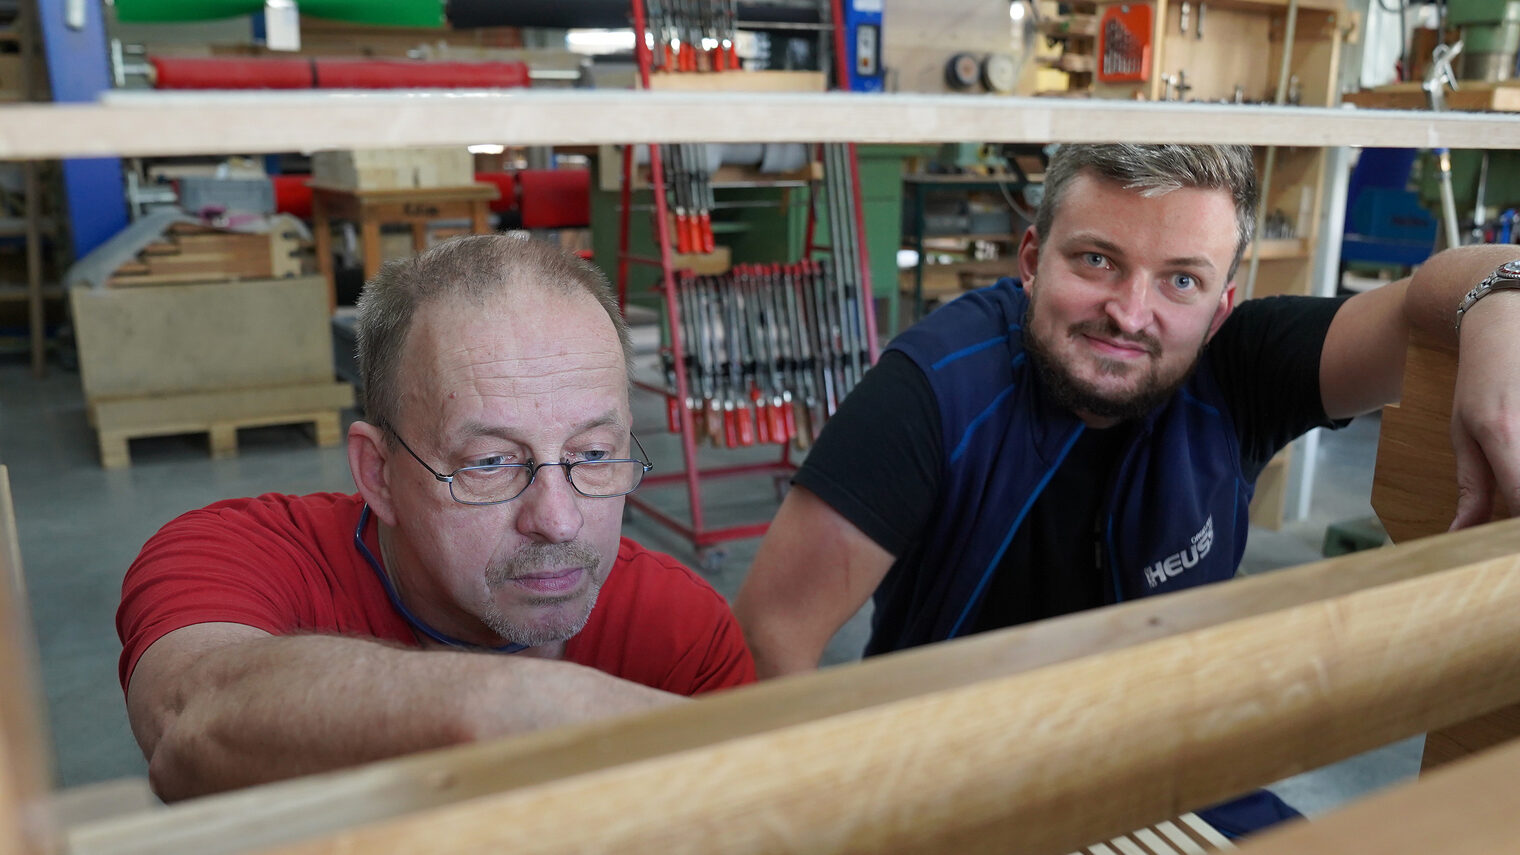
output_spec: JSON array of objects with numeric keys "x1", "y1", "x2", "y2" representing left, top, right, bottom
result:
[{"x1": 615, "y1": 0, "x2": 879, "y2": 567}]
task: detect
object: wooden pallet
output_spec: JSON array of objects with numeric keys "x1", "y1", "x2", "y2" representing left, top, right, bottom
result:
[
  {"x1": 107, "y1": 223, "x2": 305, "y2": 288},
  {"x1": 89, "y1": 381, "x2": 354, "y2": 469}
]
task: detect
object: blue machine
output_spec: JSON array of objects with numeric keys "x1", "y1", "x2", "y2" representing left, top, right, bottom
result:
[
  {"x1": 1340, "y1": 148, "x2": 1438, "y2": 271},
  {"x1": 840, "y1": 0, "x2": 883, "y2": 92},
  {"x1": 37, "y1": 0, "x2": 129, "y2": 258}
]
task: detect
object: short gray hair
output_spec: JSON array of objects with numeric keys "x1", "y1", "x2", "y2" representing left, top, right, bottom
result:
[
  {"x1": 355, "y1": 234, "x2": 632, "y2": 432},
  {"x1": 1034, "y1": 144, "x2": 1259, "y2": 279}
]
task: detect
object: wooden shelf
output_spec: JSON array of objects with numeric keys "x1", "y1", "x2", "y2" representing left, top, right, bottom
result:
[
  {"x1": 1344, "y1": 81, "x2": 1520, "y2": 113},
  {"x1": 646, "y1": 70, "x2": 828, "y2": 94},
  {"x1": 1249, "y1": 238, "x2": 1310, "y2": 260},
  {"x1": 0, "y1": 284, "x2": 60, "y2": 302},
  {"x1": 921, "y1": 232, "x2": 1019, "y2": 243},
  {"x1": 8, "y1": 93, "x2": 1520, "y2": 160}
]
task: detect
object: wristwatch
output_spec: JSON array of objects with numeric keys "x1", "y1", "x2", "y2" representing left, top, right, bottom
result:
[{"x1": 1455, "y1": 259, "x2": 1520, "y2": 332}]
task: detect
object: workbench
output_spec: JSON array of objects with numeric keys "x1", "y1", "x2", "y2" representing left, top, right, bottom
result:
[{"x1": 309, "y1": 181, "x2": 498, "y2": 311}]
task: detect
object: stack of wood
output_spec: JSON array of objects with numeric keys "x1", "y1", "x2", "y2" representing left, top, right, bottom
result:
[
  {"x1": 107, "y1": 222, "x2": 307, "y2": 288},
  {"x1": 310, "y1": 147, "x2": 474, "y2": 191}
]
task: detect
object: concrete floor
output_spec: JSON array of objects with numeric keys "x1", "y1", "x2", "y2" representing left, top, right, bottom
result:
[{"x1": 0, "y1": 344, "x2": 1419, "y2": 817}]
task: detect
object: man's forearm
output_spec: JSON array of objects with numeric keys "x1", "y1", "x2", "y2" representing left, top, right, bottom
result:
[
  {"x1": 146, "y1": 633, "x2": 679, "y2": 801},
  {"x1": 1404, "y1": 245, "x2": 1520, "y2": 342}
]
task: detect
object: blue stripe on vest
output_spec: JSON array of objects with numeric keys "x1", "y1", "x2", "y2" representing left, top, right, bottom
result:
[
  {"x1": 948, "y1": 354, "x2": 1027, "y2": 464},
  {"x1": 947, "y1": 423, "x2": 1086, "y2": 638},
  {"x1": 929, "y1": 323, "x2": 1022, "y2": 371},
  {"x1": 1182, "y1": 387, "x2": 1221, "y2": 417}
]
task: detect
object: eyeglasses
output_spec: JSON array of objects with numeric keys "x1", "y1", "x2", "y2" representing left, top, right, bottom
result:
[{"x1": 389, "y1": 430, "x2": 652, "y2": 506}]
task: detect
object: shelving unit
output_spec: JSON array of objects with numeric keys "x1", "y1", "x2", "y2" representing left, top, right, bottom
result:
[
  {"x1": 1082, "y1": 0, "x2": 1350, "y2": 529},
  {"x1": 614, "y1": 0, "x2": 878, "y2": 567},
  {"x1": 0, "y1": 0, "x2": 48, "y2": 377}
]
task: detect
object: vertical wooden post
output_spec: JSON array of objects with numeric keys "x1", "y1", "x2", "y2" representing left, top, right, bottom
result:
[
  {"x1": 1372, "y1": 329, "x2": 1516, "y2": 771},
  {"x1": 0, "y1": 466, "x2": 57, "y2": 855}
]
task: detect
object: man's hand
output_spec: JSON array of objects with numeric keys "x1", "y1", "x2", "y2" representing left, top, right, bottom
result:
[{"x1": 1448, "y1": 290, "x2": 1520, "y2": 530}]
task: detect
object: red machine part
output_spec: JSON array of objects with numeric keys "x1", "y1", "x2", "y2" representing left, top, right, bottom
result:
[
  {"x1": 269, "y1": 174, "x2": 313, "y2": 219},
  {"x1": 150, "y1": 56, "x2": 314, "y2": 89},
  {"x1": 472, "y1": 172, "x2": 519, "y2": 214},
  {"x1": 268, "y1": 170, "x2": 588, "y2": 230},
  {"x1": 517, "y1": 169, "x2": 590, "y2": 229},
  {"x1": 148, "y1": 56, "x2": 531, "y2": 90},
  {"x1": 314, "y1": 59, "x2": 530, "y2": 89}
]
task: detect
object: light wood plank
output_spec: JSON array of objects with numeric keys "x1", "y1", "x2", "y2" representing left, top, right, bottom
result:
[
  {"x1": 0, "y1": 467, "x2": 55, "y2": 855},
  {"x1": 234, "y1": 538, "x2": 1520, "y2": 855},
  {"x1": 1371, "y1": 329, "x2": 1517, "y2": 771},
  {"x1": 1230, "y1": 737, "x2": 1520, "y2": 854},
  {"x1": 66, "y1": 519, "x2": 1520, "y2": 855},
  {"x1": 2, "y1": 93, "x2": 1519, "y2": 160}
]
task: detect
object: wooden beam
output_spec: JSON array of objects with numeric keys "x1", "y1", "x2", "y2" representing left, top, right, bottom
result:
[
  {"x1": 1, "y1": 93, "x2": 1519, "y2": 159},
  {"x1": 200, "y1": 525, "x2": 1520, "y2": 855},
  {"x1": 67, "y1": 519, "x2": 1520, "y2": 855},
  {"x1": 0, "y1": 466, "x2": 56, "y2": 855},
  {"x1": 1231, "y1": 736, "x2": 1520, "y2": 854},
  {"x1": 1372, "y1": 329, "x2": 1516, "y2": 772}
]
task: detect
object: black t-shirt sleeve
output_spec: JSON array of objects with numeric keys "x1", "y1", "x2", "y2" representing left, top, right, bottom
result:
[
  {"x1": 1207, "y1": 294, "x2": 1353, "y2": 478},
  {"x1": 792, "y1": 350, "x2": 943, "y2": 557}
]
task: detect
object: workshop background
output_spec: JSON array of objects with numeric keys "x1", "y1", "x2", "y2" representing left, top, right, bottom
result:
[{"x1": 2, "y1": 0, "x2": 1515, "y2": 820}]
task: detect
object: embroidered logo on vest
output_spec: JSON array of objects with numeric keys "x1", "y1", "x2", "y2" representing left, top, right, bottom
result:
[{"x1": 1141, "y1": 516, "x2": 1214, "y2": 588}]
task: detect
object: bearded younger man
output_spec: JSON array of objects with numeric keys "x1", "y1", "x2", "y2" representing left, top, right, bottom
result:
[
  {"x1": 734, "y1": 144, "x2": 1520, "y2": 833},
  {"x1": 119, "y1": 236, "x2": 754, "y2": 802}
]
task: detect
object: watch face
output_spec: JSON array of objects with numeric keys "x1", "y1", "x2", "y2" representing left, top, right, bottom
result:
[{"x1": 1500, "y1": 259, "x2": 1520, "y2": 279}]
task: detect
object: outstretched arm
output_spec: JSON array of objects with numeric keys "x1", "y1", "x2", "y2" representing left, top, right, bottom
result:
[
  {"x1": 1319, "y1": 244, "x2": 1520, "y2": 530},
  {"x1": 127, "y1": 623, "x2": 682, "y2": 802}
]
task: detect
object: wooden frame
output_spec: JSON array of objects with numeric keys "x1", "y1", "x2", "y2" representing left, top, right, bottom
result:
[
  {"x1": 0, "y1": 92, "x2": 1518, "y2": 159},
  {"x1": 4, "y1": 86, "x2": 1520, "y2": 854},
  {"x1": 52, "y1": 517, "x2": 1520, "y2": 855},
  {"x1": 1, "y1": 466, "x2": 55, "y2": 855}
]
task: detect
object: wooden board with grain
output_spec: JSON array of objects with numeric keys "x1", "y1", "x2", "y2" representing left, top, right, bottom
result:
[
  {"x1": 1232, "y1": 736, "x2": 1520, "y2": 855},
  {"x1": 1371, "y1": 328, "x2": 1517, "y2": 772},
  {"x1": 0, "y1": 467, "x2": 55, "y2": 855},
  {"x1": 107, "y1": 225, "x2": 304, "y2": 288},
  {"x1": 65, "y1": 519, "x2": 1520, "y2": 855},
  {"x1": 117, "y1": 521, "x2": 1520, "y2": 855},
  {"x1": 1344, "y1": 80, "x2": 1520, "y2": 113}
]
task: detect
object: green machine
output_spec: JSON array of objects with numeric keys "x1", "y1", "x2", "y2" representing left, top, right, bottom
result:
[{"x1": 1447, "y1": 0, "x2": 1520, "y2": 80}]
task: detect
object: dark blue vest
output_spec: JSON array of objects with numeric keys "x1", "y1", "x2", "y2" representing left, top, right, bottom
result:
[{"x1": 867, "y1": 278, "x2": 1252, "y2": 655}]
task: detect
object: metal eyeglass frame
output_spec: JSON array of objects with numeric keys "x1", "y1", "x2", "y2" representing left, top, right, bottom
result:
[{"x1": 388, "y1": 429, "x2": 653, "y2": 506}]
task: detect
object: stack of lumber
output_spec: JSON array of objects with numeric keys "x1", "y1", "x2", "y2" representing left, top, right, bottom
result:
[
  {"x1": 106, "y1": 222, "x2": 305, "y2": 288},
  {"x1": 311, "y1": 147, "x2": 473, "y2": 191}
]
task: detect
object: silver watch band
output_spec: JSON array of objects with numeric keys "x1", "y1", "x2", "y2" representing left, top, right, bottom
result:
[{"x1": 1455, "y1": 259, "x2": 1520, "y2": 332}]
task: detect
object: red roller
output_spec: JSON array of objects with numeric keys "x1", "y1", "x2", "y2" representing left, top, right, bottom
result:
[
  {"x1": 473, "y1": 172, "x2": 519, "y2": 214},
  {"x1": 150, "y1": 56, "x2": 314, "y2": 89},
  {"x1": 313, "y1": 59, "x2": 531, "y2": 89},
  {"x1": 270, "y1": 174, "x2": 313, "y2": 219},
  {"x1": 517, "y1": 169, "x2": 590, "y2": 229}
]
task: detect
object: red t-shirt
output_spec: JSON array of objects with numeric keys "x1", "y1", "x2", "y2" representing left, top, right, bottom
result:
[{"x1": 117, "y1": 492, "x2": 755, "y2": 694}]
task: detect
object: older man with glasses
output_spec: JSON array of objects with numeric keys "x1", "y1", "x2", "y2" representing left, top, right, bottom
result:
[{"x1": 118, "y1": 235, "x2": 755, "y2": 802}]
